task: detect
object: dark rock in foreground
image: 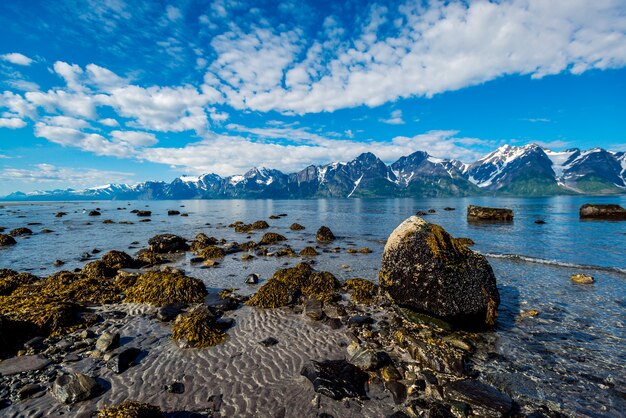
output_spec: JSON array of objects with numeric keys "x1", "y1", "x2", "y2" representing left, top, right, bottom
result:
[
  {"x1": 300, "y1": 359, "x2": 369, "y2": 400},
  {"x1": 467, "y1": 205, "x2": 513, "y2": 221},
  {"x1": 52, "y1": 373, "x2": 101, "y2": 404},
  {"x1": 379, "y1": 216, "x2": 499, "y2": 327},
  {"x1": 0, "y1": 354, "x2": 50, "y2": 376},
  {"x1": 579, "y1": 203, "x2": 626, "y2": 220},
  {"x1": 0, "y1": 234, "x2": 16, "y2": 246},
  {"x1": 444, "y1": 379, "x2": 513, "y2": 417}
]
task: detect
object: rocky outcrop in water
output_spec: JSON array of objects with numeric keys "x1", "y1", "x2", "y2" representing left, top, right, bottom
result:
[
  {"x1": 148, "y1": 234, "x2": 189, "y2": 253},
  {"x1": 467, "y1": 205, "x2": 513, "y2": 221},
  {"x1": 579, "y1": 203, "x2": 626, "y2": 220},
  {"x1": 379, "y1": 216, "x2": 499, "y2": 327},
  {"x1": 316, "y1": 226, "x2": 335, "y2": 243}
]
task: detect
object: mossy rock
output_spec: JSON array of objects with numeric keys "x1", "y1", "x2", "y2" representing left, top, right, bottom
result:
[
  {"x1": 0, "y1": 269, "x2": 38, "y2": 296},
  {"x1": 273, "y1": 247, "x2": 296, "y2": 257},
  {"x1": 316, "y1": 226, "x2": 335, "y2": 243},
  {"x1": 197, "y1": 245, "x2": 225, "y2": 259},
  {"x1": 172, "y1": 306, "x2": 226, "y2": 348},
  {"x1": 344, "y1": 279, "x2": 377, "y2": 304},
  {"x1": 148, "y1": 234, "x2": 189, "y2": 253},
  {"x1": 454, "y1": 238, "x2": 475, "y2": 247},
  {"x1": 9, "y1": 227, "x2": 33, "y2": 237},
  {"x1": 240, "y1": 241, "x2": 257, "y2": 251},
  {"x1": 299, "y1": 247, "x2": 319, "y2": 257},
  {"x1": 135, "y1": 249, "x2": 166, "y2": 266},
  {"x1": 0, "y1": 234, "x2": 17, "y2": 246},
  {"x1": 125, "y1": 271, "x2": 207, "y2": 306},
  {"x1": 247, "y1": 263, "x2": 339, "y2": 307},
  {"x1": 251, "y1": 220, "x2": 270, "y2": 229},
  {"x1": 97, "y1": 400, "x2": 164, "y2": 418},
  {"x1": 101, "y1": 250, "x2": 135, "y2": 270},
  {"x1": 301, "y1": 272, "x2": 340, "y2": 303},
  {"x1": 82, "y1": 260, "x2": 113, "y2": 279},
  {"x1": 358, "y1": 248, "x2": 372, "y2": 254},
  {"x1": 346, "y1": 249, "x2": 357, "y2": 254},
  {"x1": 290, "y1": 223, "x2": 305, "y2": 231},
  {"x1": 258, "y1": 232, "x2": 287, "y2": 245}
]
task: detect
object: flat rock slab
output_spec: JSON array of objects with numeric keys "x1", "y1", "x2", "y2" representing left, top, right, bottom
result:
[
  {"x1": 444, "y1": 379, "x2": 513, "y2": 417},
  {"x1": 0, "y1": 354, "x2": 51, "y2": 376},
  {"x1": 300, "y1": 359, "x2": 368, "y2": 400}
]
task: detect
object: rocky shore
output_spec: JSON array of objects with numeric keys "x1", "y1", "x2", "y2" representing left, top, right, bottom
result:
[{"x1": 0, "y1": 211, "x2": 604, "y2": 417}]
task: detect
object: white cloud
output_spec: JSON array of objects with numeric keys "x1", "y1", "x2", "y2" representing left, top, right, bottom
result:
[
  {"x1": 42, "y1": 115, "x2": 91, "y2": 129},
  {"x1": 142, "y1": 126, "x2": 495, "y2": 175},
  {"x1": 110, "y1": 130, "x2": 158, "y2": 146},
  {"x1": 207, "y1": 0, "x2": 626, "y2": 114},
  {"x1": 99, "y1": 118, "x2": 120, "y2": 127},
  {"x1": 1, "y1": 53, "x2": 33, "y2": 66},
  {"x1": 0, "y1": 117, "x2": 26, "y2": 129},
  {"x1": 0, "y1": 164, "x2": 134, "y2": 187},
  {"x1": 34, "y1": 123, "x2": 134, "y2": 157},
  {"x1": 381, "y1": 109, "x2": 405, "y2": 125},
  {"x1": 166, "y1": 5, "x2": 182, "y2": 21},
  {"x1": 53, "y1": 61, "x2": 85, "y2": 91}
]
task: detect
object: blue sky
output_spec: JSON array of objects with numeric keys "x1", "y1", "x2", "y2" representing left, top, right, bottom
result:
[{"x1": 0, "y1": 0, "x2": 625, "y2": 194}]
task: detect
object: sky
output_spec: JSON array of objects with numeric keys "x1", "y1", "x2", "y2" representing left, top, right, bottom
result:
[{"x1": 0, "y1": 0, "x2": 625, "y2": 195}]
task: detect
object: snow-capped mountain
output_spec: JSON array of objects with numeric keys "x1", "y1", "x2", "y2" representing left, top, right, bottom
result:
[{"x1": 3, "y1": 144, "x2": 625, "y2": 201}]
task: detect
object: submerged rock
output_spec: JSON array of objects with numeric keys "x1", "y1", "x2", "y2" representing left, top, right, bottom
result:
[
  {"x1": 289, "y1": 223, "x2": 305, "y2": 231},
  {"x1": 316, "y1": 226, "x2": 336, "y2": 243},
  {"x1": 136, "y1": 210, "x2": 152, "y2": 217},
  {"x1": 467, "y1": 205, "x2": 513, "y2": 221},
  {"x1": 379, "y1": 216, "x2": 499, "y2": 327},
  {"x1": 444, "y1": 380, "x2": 513, "y2": 417},
  {"x1": 300, "y1": 360, "x2": 369, "y2": 400},
  {"x1": 571, "y1": 273, "x2": 594, "y2": 284},
  {"x1": 88, "y1": 210, "x2": 101, "y2": 216},
  {"x1": 8, "y1": 227, "x2": 32, "y2": 237},
  {"x1": 52, "y1": 373, "x2": 101, "y2": 404},
  {"x1": 579, "y1": 204, "x2": 626, "y2": 220},
  {"x1": 259, "y1": 337, "x2": 279, "y2": 347},
  {"x1": 0, "y1": 234, "x2": 16, "y2": 246},
  {"x1": 167, "y1": 210, "x2": 181, "y2": 216}
]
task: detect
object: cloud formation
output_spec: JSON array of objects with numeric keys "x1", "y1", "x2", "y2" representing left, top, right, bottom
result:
[
  {"x1": 0, "y1": 163, "x2": 134, "y2": 186},
  {"x1": 1, "y1": 53, "x2": 33, "y2": 66}
]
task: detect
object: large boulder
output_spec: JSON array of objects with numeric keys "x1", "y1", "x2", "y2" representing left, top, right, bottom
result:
[
  {"x1": 379, "y1": 216, "x2": 499, "y2": 327},
  {"x1": 52, "y1": 373, "x2": 101, "y2": 404},
  {"x1": 579, "y1": 204, "x2": 626, "y2": 220},
  {"x1": 467, "y1": 205, "x2": 513, "y2": 222}
]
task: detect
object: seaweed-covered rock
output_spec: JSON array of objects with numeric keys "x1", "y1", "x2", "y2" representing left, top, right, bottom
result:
[
  {"x1": 125, "y1": 271, "x2": 207, "y2": 306},
  {"x1": 0, "y1": 234, "x2": 17, "y2": 246},
  {"x1": 136, "y1": 210, "x2": 152, "y2": 217},
  {"x1": 0, "y1": 269, "x2": 38, "y2": 296},
  {"x1": 258, "y1": 232, "x2": 287, "y2": 245},
  {"x1": 135, "y1": 249, "x2": 165, "y2": 266},
  {"x1": 52, "y1": 373, "x2": 101, "y2": 404},
  {"x1": 300, "y1": 360, "x2": 369, "y2": 400},
  {"x1": 316, "y1": 226, "x2": 335, "y2": 243},
  {"x1": 88, "y1": 210, "x2": 101, "y2": 216},
  {"x1": 467, "y1": 205, "x2": 513, "y2": 222},
  {"x1": 97, "y1": 400, "x2": 164, "y2": 418},
  {"x1": 234, "y1": 220, "x2": 270, "y2": 233},
  {"x1": 455, "y1": 237, "x2": 475, "y2": 246},
  {"x1": 197, "y1": 245, "x2": 225, "y2": 259},
  {"x1": 246, "y1": 263, "x2": 313, "y2": 308},
  {"x1": 148, "y1": 234, "x2": 189, "y2": 253},
  {"x1": 379, "y1": 216, "x2": 499, "y2": 328},
  {"x1": 571, "y1": 273, "x2": 594, "y2": 284},
  {"x1": 172, "y1": 306, "x2": 226, "y2": 348},
  {"x1": 579, "y1": 203, "x2": 626, "y2": 220},
  {"x1": 290, "y1": 223, "x2": 305, "y2": 231},
  {"x1": 167, "y1": 210, "x2": 181, "y2": 216},
  {"x1": 344, "y1": 279, "x2": 377, "y2": 304},
  {"x1": 101, "y1": 250, "x2": 135, "y2": 270},
  {"x1": 8, "y1": 227, "x2": 32, "y2": 237},
  {"x1": 301, "y1": 271, "x2": 340, "y2": 303},
  {"x1": 299, "y1": 246, "x2": 319, "y2": 257}
]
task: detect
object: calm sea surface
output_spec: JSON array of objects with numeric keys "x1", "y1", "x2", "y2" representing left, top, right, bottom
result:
[{"x1": 1, "y1": 196, "x2": 625, "y2": 416}]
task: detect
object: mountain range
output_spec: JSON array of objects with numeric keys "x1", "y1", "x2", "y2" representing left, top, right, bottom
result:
[{"x1": 4, "y1": 144, "x2": 626, "y2": 200}]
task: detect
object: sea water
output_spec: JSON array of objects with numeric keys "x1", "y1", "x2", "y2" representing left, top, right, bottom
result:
[{"x1": 1, "y1": 196, "x2": 624, "y2": 416}]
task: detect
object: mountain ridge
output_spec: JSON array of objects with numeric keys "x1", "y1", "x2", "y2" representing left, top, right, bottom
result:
[{"x1": 4, "y1": 144, "x2": 625, "y2": 200}]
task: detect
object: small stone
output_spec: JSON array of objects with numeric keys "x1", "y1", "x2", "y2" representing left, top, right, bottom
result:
[
  {"x1": 18, "y1": 383, "x2": 43, "y2": 400},
  {"x1": 106, "y1": 347, "x2": 141, "y2": 374},
  {"x1": 571, "y1": 273, "x2": 594, "y2": 284},
  {"x1": 347, "y1": 315, "x2": 374, "y2": 327},
  {"x1": 245, "y1": 273, "x2": 259, "y2": 284},
  {"x1": 385, "y1": 381, "x2": 407, "y2": 404},
  {"x1": 300, "y1": 360, "x2": 368, "y2": 400},
  {"x1": 520, "y1": 309, "x2": 540, "y2": 318},
  {"x1": 53, "y1": 259, "x2": 65, "y2": 267},
  {"x1": 259, "y1": 337, "x2": 279, "y2": 347},
  {"x1": 444, "y1": 380, "x2": 513, "y2": 417},
  {"x1": 0, "y1": 354, "x2": 51, "y2": 376},
  {"x1": 166, "y1": 382, "x2": 185, "y2": 393},
  {"x1": 157, "y1": 303, "x2": 185, "y2": 322},
  {"x1": 95, "y1": 331, "x2": 120, "y2": 352},
  {"x1": 304, "y1": 298, "x2": 324, "y2": 321},
  {"x1": 52, "y1": 373, "x2": 100, "y2": 404},
  {"x1": 168, "y1": 210, "x2": 181, "y2": 216},
  {"x1": 88, "y1": 210, "x2": 101, "y2": 216}
]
